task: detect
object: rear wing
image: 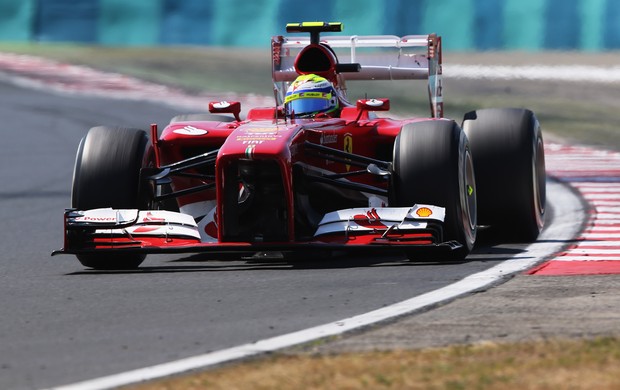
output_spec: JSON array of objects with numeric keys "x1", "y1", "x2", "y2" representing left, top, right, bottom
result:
[{"x1": 271, "y1": 33, "x2": 444, "y2": 117}]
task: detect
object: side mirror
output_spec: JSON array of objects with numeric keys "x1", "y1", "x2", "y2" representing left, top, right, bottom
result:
[
  {"x1": 356, "y1": 98, "x2": 390, "y2": 112},
  {"x1": 209, "y1": 101, "x2": 241, "y2": 121}
]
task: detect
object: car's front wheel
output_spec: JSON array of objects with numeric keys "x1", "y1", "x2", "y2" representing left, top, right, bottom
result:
[
  {"x1": 392, "y1": 120, "x2": 477, "y2": 261},
  {"x1": 71, "y1": 126, "x2": 150, "y2": 270}
]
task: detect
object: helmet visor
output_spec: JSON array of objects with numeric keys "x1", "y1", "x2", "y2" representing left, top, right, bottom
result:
[{"x1": 285, "y1": 92, "x2": 333, "y2": 116}]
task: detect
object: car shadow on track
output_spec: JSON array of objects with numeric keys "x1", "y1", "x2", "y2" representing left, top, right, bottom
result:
[
  {"x1": 66, "y1": 254, "x2": 416, "y2": 275},
  {"x1": 66, "y1": 227, "x2": 580, "y2": 275},
  {"x1": 65, "y1": 248, "x2": 526, "y2": 276}
]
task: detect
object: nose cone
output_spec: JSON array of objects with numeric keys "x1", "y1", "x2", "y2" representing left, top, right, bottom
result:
[{"x1": 218, "y1": 122, "x2": 299, "y2": 161}]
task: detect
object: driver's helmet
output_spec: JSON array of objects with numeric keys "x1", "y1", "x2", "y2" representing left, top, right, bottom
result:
[{"x1": 284, "y1": 74, "x2": 339, "y2": 117}]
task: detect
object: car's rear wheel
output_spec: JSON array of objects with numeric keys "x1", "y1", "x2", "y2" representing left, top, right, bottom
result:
[
  {"x1": 71, "y1": 126, "x2": 150, "y2": 270},
  {"x1": 392, "y1": 120, "x2": 477, "y2": 261},
  {"x1": 463, "y1": 108, "x2": 546, "y2": 241}
]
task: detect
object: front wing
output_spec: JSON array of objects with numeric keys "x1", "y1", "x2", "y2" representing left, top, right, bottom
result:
[{"x1": 52, "y1": 205, "x2": 461, "y2": 256}]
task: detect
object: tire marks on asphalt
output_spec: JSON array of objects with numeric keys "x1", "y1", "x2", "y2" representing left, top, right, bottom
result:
[{"x1": 531, "y1": 143, "x2": 620, "y2": 275}]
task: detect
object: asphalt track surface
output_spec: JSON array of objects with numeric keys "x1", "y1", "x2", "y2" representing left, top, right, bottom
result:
[{"x1": 0, "y1": 80, "x2": 572, "y2": 390}]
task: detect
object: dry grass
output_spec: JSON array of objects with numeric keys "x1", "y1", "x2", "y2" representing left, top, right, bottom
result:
[{"x1": 126, "y1": 337, "x2": 620, "y2": 390}]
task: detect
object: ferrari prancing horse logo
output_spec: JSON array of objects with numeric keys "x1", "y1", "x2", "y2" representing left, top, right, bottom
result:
[{"x1": 344, "y1": 133, "x2": 353, "y2": 171}]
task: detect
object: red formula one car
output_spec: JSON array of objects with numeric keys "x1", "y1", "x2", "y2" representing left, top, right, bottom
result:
[{"x1": 53, "y1": 22, "x2": 546, "y2": 269}]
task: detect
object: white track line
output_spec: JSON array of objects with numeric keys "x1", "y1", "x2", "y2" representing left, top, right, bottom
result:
[
  {"x1": 553, "y1": 256, "x2": 620, "y2": 262},
  {"x1": 580, "y1": 233, "x2": 620, "y2": 239},
  {"x1": 582, "y1": 194, "x2": 620, "y2": 200},
  {"x1": 445, "y1": 64, "x2": 620, "y2": 83}
]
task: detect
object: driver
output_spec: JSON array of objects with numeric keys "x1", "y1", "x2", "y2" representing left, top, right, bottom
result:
[{"x1": 284, "y1": 74, "x2": 340, "y2": 118}]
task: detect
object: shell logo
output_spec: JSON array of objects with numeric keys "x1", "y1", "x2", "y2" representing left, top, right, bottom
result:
[{"x1": 416, "y1": 207, "x2": 433, "y2": 218}]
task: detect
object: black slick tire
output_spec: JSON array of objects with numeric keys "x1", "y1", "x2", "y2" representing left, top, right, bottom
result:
[
  {"x1": 71, "y1": 126, "x2": 150, "y2": 269},
  {"x1": 392, "y1": 120, "x2": 477, "y2": 261},
  {"x1": 463, "y1": 108, "x2": 546, "y2": 242}
]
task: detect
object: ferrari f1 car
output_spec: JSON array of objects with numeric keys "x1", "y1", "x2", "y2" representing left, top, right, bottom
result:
[{"x1": 53, "y1": 22, "x2": 546, "y2": 269}]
